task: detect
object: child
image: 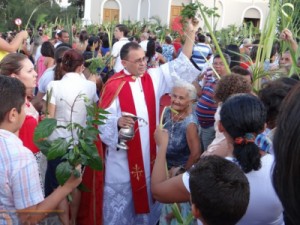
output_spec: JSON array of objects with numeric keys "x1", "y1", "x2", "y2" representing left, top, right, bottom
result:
[
  {"x1": 0, "y1": 75, "x2": 81, "y2": 224},
  {"x1": 189, "y1": 156, "x2": 249, "y2": 225}
]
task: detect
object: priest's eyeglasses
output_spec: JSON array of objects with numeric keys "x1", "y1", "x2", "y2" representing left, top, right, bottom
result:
[{"x1": 125, "y1": 57, "x2": 147, "y2": 65}]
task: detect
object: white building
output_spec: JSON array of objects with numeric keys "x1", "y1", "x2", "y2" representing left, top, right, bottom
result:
[{"x1": 84, "y1": 0, "x2": 269, "y2": 30}]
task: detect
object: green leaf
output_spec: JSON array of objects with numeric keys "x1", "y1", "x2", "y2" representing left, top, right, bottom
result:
[
  {"x1": 56, "y1": 161, "x2": 72, "y2": 185},
  {"x1": 79, "y1": 154, "x2": 89, "y2": 165},
  {"x1": 34, "y1": 118, "x2": 57, "y2": 142},
  {"x1": 171, "y1": 203, "x2": 184, "y2": 224},
  {"x1": 98, "y1": 108, "x2": 110, "y2": 114},
  {"x1": 79, "y1": 140, "x2": 88, "y2": 152},
  {"x1": 183, "y1": 212, "x2": 194, "y2": 225},
  {"x1": 78, "y1": 183, "x2": 90, "y2": 192},
  {"x1": 47, "y1": 138, "x2": 69, "y2": 160},
  {"x1": 67, "y1": 149, "x2": 76, "y2": 166},
  {"x1": 87, "y1": 155, "x2": 102, "y2": 170},
  {"x1": 35, "y1": 140, "x2": 51, "y2": 156}
]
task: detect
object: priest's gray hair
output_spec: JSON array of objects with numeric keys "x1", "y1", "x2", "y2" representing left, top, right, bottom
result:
[{"x1": 171, "y1": 79, "x2": 197, "y2": 101}]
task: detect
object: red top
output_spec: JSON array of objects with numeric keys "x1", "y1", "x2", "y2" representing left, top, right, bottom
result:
[{"x1": 19, "y1": 115, "x2": 39, "y2": 154}]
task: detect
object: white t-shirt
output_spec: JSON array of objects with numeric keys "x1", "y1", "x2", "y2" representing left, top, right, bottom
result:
[
  {"x1": 139, "y1": 40, "x2": 148, "y2": 52},
  {"x1": 44, "y1": 72, "x2": 99, "y2": 142},
  {"x1": 111, "y1": 37, "x2": 130, "y2": 73},
  {"x1": 182, "y1": 154, "x2": 284, "y2": 225}
]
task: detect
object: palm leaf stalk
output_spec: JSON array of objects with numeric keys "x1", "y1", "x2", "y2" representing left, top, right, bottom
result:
[
  {"x1": 252, "y1": 0, "x2": 279, "y2": 90},
  {"x1": 280, "y1": 2, "x2": 299, "y2": 76},
  {"x1": 196, "y1": 1, "x2": 231, "y2": 75}
]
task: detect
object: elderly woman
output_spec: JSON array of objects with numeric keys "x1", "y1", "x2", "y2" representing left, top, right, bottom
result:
[
  {"x1": 152, "y1": 94, "x2": 283, "y2": 225},
  {"x1": 160, "y1": 79, "x2": 201, "y2": 225},
  {"x1": 162, "y1": 79, "x2": 201, "y2": 170}
]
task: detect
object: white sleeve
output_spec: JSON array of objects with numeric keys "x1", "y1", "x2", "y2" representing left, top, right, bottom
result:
[
  {"x1": 182, "y1": 171, "x2": 191, "y2": 193},
  {"x1": 160, "y1": 52, "x2": 200, "y2": 88},
  {"x1": 111, "y1": 43, "x2": 119, "y2": 57},
  {"x1": 98, "y1": 98, "x2": 121, "y2": 147}
]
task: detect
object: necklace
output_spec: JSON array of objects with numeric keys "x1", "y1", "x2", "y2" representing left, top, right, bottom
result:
[{"x1": 170, "y1": 111, "x2": 186, "y2": 139}]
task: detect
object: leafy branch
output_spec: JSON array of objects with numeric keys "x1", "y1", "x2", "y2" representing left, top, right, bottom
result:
[{"x1": 34, "y1": 92, "x2": 109, "y2": 187}]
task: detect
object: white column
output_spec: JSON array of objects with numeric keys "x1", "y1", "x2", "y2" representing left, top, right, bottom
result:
[{"x1": 83, "y1": 0, "x2": 92, "y2": 25}]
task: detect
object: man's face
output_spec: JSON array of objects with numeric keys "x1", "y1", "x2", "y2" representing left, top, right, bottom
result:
[
  {"x1": 114, "y1": 27, "x2": 123, "y2": 40},
  {"x1": 280, "y1": 52, "x2": 292, "y2": 67},
  {"x1": 61, "y1": 32, "x2": 70, "y2": 43},
  {"x1": 121, "y1": 48, "x2": 147, "y2": 76},
  {"x1": 213, "y1": 58, "x2": 227, "y2": 76}
]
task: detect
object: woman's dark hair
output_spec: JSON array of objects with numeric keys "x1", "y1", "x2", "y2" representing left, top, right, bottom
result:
[
  {"x1": 41, "y1": 41, "x2": 54, "y2": 58},
  {"x1": 0, "y1": 53, "x2": 28, "y2": 76},
  {"x1": 258, "y1": 78, "x2": 298, "y2": 129},
  {"x1": 225, "y1": 44, "x2": 240, "y2": 68},
  {"x1": 61, "y1": 49, "x2": 84, "y2": 73},
  {"x1": 79, "y1": 30, "x2": 89, "y2": 43},
  {"x1": 86, "y1": 36, "x2": 100, "y2": 52},
  {"x1": 220, "y1": 94, "x2": 266, "y2": 173},
  {"x1": 146, "y1": 40, "x2": 156, "y2": 64},
  {"x1": 273, "y1": 82, "x2": 300, "y2": 224},
  {"x1": 54, "y1": 46, "x2": 71, "y2": 80},
  {"x1": 250, "y1": 45, "x2": 258, "y2": 61},
  {"x1": 101, "y1": 33, "x2": 110, "y2": 48}
]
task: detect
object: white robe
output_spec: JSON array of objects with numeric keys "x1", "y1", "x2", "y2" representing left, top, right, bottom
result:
[{"x1": 99, "y1": 53, "x2": 199, "y2": 224}]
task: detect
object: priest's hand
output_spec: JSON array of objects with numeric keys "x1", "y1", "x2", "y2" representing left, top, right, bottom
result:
[{"x1": 118, "y1": 116, "x2": 135, "y2": 128}]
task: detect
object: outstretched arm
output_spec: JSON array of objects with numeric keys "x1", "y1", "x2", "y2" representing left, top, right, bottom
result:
[
  {"x1": 181, "y1": 19, "x2": 199, "y2": 59},
  {"x1": 151, "y1": 126, "x2": 190, "y2": 203},
  {"x1": 0, "y1": 31, "x2": 28, "y2": 53},
  {"x1": 280, "y1": 28, "x2": 298, "y2": 53}
]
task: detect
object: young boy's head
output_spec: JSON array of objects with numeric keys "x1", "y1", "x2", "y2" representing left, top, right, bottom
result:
[
  {"x1": 189, "y1": 155, "x2": 249, "y2": 225},
  {"x1": 0, "y1": 75, "x2": 26, "y2": 132}
]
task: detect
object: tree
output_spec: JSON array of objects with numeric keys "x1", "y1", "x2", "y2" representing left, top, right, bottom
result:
[{"x1": 0, "y1": 0, "x2": 79, "y2": 32}]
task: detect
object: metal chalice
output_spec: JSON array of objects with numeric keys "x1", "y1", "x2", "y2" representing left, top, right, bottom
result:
[{"x1": 117, "y1": 112, "x2": 147, "y2": 150}]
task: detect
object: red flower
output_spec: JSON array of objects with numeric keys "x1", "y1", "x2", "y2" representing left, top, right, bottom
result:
[{"x1": 171, "y1": 16, "x2": 184, "y2": 35}]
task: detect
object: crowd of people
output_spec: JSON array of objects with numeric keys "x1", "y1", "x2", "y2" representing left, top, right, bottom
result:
[{"x1": 0, "y1": 18, "x2": 300, "y2": 225}]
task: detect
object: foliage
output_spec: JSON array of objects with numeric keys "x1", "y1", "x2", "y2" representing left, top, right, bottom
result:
[
  {"x1": 195, "y1": 1, "x2": 230, "y2": 76},
  {"x1": 215, "y1": 23, "x2": 260, "y2": 49},
  {"x1": 0, "y1": 0, "x2": 79, "y2": 32},
  {"x1": 171, "y1": 203, "x2": 194, "y2": 225},
  {"x1": 34, "y1": 93, "x2": 109, "y2": 186},
  {"x1": 86, "y1": 55, "x2": 112, "y2": 75},
  {"x1": 180, "y1": 3, "x2": 198, "y2": 20},
  {"x1": 279, "y1": 1, "x2": 300, "y2": 76}
]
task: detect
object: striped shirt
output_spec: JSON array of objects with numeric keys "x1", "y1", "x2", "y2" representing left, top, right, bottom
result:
[
  {"x1": 191, "y1": 43, "x2": 212, "y2": 72},
  {"x1": 196, "y1": 69, "x2": 218, "y2": 128},
  {"x1": 0, "y1": 129, "x2": 43, "y2": 224}
]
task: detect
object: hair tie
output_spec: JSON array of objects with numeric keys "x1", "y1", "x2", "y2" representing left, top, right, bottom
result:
[{"x1": 234, "y1": 133, "x2": 256, "y2": 145}]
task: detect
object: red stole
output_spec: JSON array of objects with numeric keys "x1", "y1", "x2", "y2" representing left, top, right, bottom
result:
[{"x1": 100, "y1": 70, "x2": 157, "y2": 214}]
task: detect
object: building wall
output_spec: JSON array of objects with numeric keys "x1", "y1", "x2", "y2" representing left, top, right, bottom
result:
[{"x1": 88, "y1": 0, "x2": 269, "y2": 30}]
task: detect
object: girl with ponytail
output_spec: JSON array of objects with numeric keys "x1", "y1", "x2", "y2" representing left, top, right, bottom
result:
[{"x1": 218, "y1": 94, "x2": 284, "y2": 225}]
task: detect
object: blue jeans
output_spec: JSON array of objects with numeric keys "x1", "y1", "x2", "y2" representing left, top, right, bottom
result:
[{"x1": 200, "y1": 126, "x2": 216, "y2": 151}]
